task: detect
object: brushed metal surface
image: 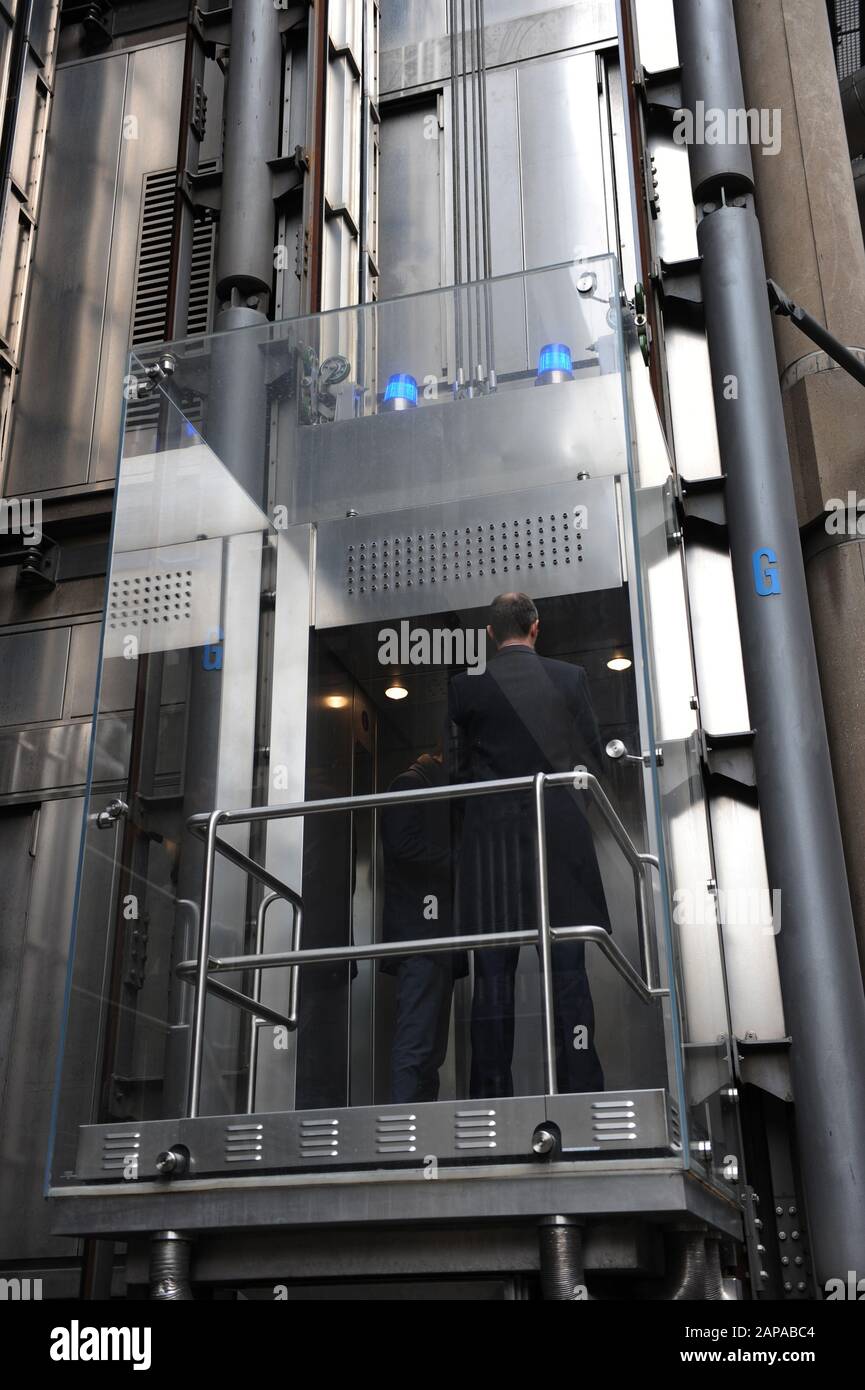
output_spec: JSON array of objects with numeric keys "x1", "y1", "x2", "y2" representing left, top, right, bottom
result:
[
  {"x1": 70, "y1": 1089, "x2": 680, "y2": 1182},
  {"x1": 0, "y1": 627, "x2": 70, "y2": 725},
  {"x1": 314, "y1": 475, "x2": 621, "y2": 627},
  {"x1": 0, "y1": 796, "x2": 85, "y2": 1258}
]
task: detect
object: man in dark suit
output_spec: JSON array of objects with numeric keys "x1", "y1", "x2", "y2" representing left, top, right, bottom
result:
[
  {"x1": 380, "y1": 749, "x2": 467, "y2": 1103},
  {"x1": 448, "y1": 592, "x2": 609, "y2": 1098}
]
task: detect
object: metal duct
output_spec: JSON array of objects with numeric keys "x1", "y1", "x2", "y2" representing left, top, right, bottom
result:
[{"x1": 672, "y1": 0, "x2": 755, "y2": 201}]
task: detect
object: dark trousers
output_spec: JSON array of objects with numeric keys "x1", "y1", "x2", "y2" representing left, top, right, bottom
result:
[
  {"x1": 390, "y1": 956, "x2": 454, "y2": 1103},
  {"x1": 469, "y1": 942, "x2": 604, "y2": 1098}
]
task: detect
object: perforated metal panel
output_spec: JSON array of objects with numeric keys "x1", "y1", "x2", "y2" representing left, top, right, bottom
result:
[
  {"x1": 314, "y1": 476, "x2": 623, "y2": 628},
  {"x1": 104, "y1": 539, "x2": 222, "y2": 658}
]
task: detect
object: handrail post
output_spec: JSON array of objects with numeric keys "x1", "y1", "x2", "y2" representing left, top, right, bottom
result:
[
  {"x1": 246, "y1": 891, "x2": 279, "y2": 1115},
  {"x1": 187, "y1": 810, "x2": 224, "y2": 1118},
  {"x1": 533, "y1": 773, "x2": 557, "y2": 1096}
]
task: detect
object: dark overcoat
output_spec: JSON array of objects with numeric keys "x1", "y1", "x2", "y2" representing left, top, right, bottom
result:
[{"x1": 447, "y1": 646, "x2": 611, "y2": 939}]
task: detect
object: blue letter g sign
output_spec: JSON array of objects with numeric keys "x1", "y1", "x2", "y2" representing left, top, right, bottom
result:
[{"x1": 753, "y1": 548, "x2": 781, "y2": 596}]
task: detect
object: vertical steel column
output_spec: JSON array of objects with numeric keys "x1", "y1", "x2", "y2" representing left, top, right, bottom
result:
[
  {"x1": 674, "y1": 0, "x2": 865, "y2": 1283},
  {"x1": 207, "y1": 0, "x2": 284, "y2": 503}
]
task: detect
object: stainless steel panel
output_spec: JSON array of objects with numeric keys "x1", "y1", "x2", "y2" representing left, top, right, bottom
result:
[
  {"x1": 486, "y1": 68, "x2": 526, "y2": 276},
  {"x1": 29, "y1": 0, "x2": 59, "y2": 69},
  {"x1": 290, "y1": 378, "x2": 628, "y2": 523},
  {"x1": 252, "y1": 529, "x2": 312, "y2": 1115},
  {"x1": 685, "y1": 537, "x2": 750, "y2": 735},
  {"x1": 50, "y1": 1164, "x2": 744, "y2": 1240},
  {"x1": 315, "y1": 475, "x2": 622, "y2": 627},
  {"x1": 72, "y1": 1090, "x2": 679, "y2": 1182},
  {"x1": 0, "y1": 626, "x2": 69, "y2": 725},
  {"x1": 104, "y1": 539, "x2": 223, "y2": 659},
  {"x1": 0, "y1": 720, "x2": 93, "y2": 795},
  {"x1": 707, "y1": 793, "x2": 787, "y2": 1096},
  {"x1": 379, "y1": 97, "x2": 444, "y2": 299},
  {"x1": 73, "y1": 1098, "x2": 543, "y2": 1179},
  {"x1": 547, "y1": 1089, "x2": 681, "y2": 1152},
  {"x1": 0, "y1": 186, "x2": 32, "y2": 351},
  {"x1": 381, "y1": 0, "x2": 448, "y2": 50},
  {"x1": 650, "y1": 132, "x2": 699, "y2": 268},
  {"x1": 514, "y1": 53, "x2": 609, "y2": 272},
  {"x1": 64, "y1": 620, "x2": 134, "y2": 718},
  {"x1": 0, "y1": 796, "x2": 84, "y2": 1259},
  {"x1": 381, "y1": 0, "x2": 617, "y2": 96},
  {"x1": 666, "y1": 323, "x2": 723, "y2": 482},
  {"x1": 486, "y1": 52, "x2": 609, "y2": 275},
  {"x1": 634, "y1": 0, "x2": 679, "y2": 73},
  {"x1": 10, "y1": 54, "x2": 47, "y2": 203},
  {"x1": 5, "y1": 53, "x2": 128, "y2": 493}
]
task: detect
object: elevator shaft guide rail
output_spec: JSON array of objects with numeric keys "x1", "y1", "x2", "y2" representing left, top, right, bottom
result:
[{"x1": 180, "y1": 771, "x2": 667, "y2": 1118}]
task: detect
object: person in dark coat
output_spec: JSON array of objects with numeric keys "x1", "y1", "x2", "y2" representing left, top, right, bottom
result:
[
  {"x1": 448, "y1": 593, "x2": 609, "y2": 1098},
  {"x1": 380, "y1": 750, "x2": 467, "y2": 1103}
]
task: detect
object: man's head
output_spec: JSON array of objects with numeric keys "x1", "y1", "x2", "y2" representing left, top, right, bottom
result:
[{"x1": 488, "y1": 592, "x2": 539, "y2": 649}]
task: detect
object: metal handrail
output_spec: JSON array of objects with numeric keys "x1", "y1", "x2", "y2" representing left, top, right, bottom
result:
[{"x1": 181, "y1": 770, "x2": 667, "y2": 1116}]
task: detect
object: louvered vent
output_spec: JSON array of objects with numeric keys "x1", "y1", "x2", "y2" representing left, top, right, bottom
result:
[
  {"x1": 591, "y1": 1097, "x2": 638, "y2": 1145},
  {"x1": 131, "y1": 168, "x2": 175, "y2": 347},
  {"x1": 101, "y1": 1130, "x2": 141, "y2": 1174},
  {"x1": 376, "y1": 1113, "x2": 417, "y2": 1155},
  {"x1": 224, "y1": 1121, "x2": 264, "y2": 1163},
  {"x1": 187, "y1": 215, "x2": 215, "y2": 337},
  {"x1": 454, "y1": 1108, "x2": 497, "y2": 1150},
  {"x1": 125, "y1": 170, "x2": 214, "y2": 440},
  {"x1": 299, "y1": 1117, "x2": 339, "y2": 1159}
]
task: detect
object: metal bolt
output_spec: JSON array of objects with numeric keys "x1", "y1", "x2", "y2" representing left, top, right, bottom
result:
[
  {"x1": 791, "y1": 1230, "x2": 800, "y2": 1241},
  {"x1": 778, "y1": 1231, "x2": 787, "y2": 1241},
  {"x1": 780, "y1": 1255, "x2": 788, "y2": 1266},
  {"x1": 794, "y1": 1257, "x2": 804, "y2": 1267},
  {"x1": 784, "y1": 1281, "x2": 792, "y2": 1293},
  {"x1": 775, "y1": 1206, "x2": 783, "y2": 1217},
  {"x1": 797, "y1": 1282, "x2": 806, "y2": 1292},
  {"x1": 532, "y1": 1128, "x2": 556, "y2": 1156},
  {"x1": 759, "y1": 1270, "x2": 769, "y2": 1282},
  {"x1": 788, "y1": 1206, "x2": 797, "y2": 1217}
]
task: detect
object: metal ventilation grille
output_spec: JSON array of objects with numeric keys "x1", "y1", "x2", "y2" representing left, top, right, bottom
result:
[
  {"x1": 591, "y1": 1097, "x2": 637, "y2": 1144},
  {"x1": 669, "y1": 1101, "x2": 682, "y2": 1150},
  {"x1": 830, "y1": 1, "x2": 865, "y2": 79},
  {"x1": 103, "y1": 539, "x2": 222, "y2": 659},
  {"x1": 131, "y1": 169, "x2": 175, "y2": 347},
  {"x1": 188, "y1": 215, "x2": 215, "y2": 337},
  {"x1": 101, "y1": 1130, "x2": 141, "y2": 1174},
  {"x1": 299, "y1": 1117, "x2": 339, "y2": 1158},
  {"x1": 225, "y1": 1121, "x2": 263, "y2": 1163},
  {"x1": 108, "y1": 568, "x2": 194, "y2": 632},
  {"x1": 376, "y1": 1113, "x2": 417, "y2": 1155},
  {"x1": 345, "y1": 511, "x2": 586, "y2": 599},
  {"x1": 315, "y1": 478, "x2": 622, "y2": 628},
  {"x1": 454, "y1": 1108, "x2": 497, "y2": 1150}
]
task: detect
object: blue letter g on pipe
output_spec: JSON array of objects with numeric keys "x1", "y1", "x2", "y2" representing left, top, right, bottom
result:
[{"x1": 753, "y1": 548, "x2": 781, "y2": 596}]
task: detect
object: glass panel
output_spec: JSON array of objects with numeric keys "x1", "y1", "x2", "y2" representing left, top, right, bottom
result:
[{"x1": 48, "y1": 259, "x2": 734, "y2": 1185}]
